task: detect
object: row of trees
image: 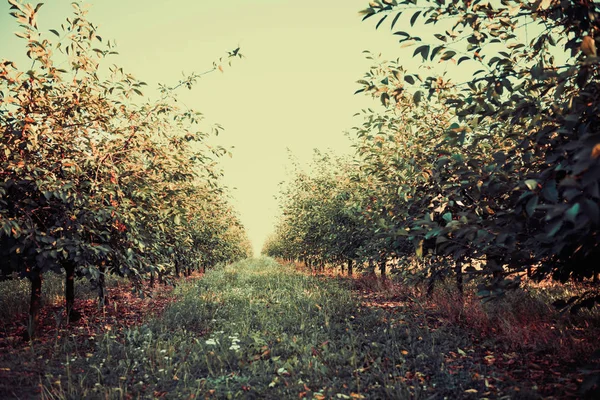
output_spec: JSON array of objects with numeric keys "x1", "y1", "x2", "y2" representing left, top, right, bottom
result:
[
  {"x1": 0, "y1": 1, "x2": 251, "y2": 337},
  {"x1": 264, "y1": 0, "x2": 600, "y2": 312}
]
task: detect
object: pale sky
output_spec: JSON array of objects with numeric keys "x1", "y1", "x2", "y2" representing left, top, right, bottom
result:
[{"x1": 0, "y1": 0, "x2": 464, "y2": 255}]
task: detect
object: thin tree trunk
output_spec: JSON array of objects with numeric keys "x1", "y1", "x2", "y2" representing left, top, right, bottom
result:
[
  {"x1": 368, "y1": 259, "x2": 376, "y2": 277},
  {"x1": 65, "y1": 262, "x2": 80, "y2": 322},
  {"x1": 28, "y1": 269, "x2": 42, "y2": 339},
  {"x1": 427, "y1": 261, "x2": 436, "y2": 298},
  {"x1": 150, "y1": 271, "x2": 155, "y2": 288},
  {"x1": 347, "y1": 259, "x2": 353, "y2": 277},
  {"x1": 379, "y1": 259, "x2": 387, "y2": 280},
  {"x1": 455, "y1": 261, "x2": 463, "y2": 295},
  {"x1": 97, "y1": 265, "x2": 109, "y2": 308}
]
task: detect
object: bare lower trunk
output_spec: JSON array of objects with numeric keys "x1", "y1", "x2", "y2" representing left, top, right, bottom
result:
[
  {"x1": 347, "y1": 259, "x2": 353, "y2": 277},
  {"x1": 97, "y1": 265, "x2": 109, "y2": 308},
  {"x1": 427, "y1": 262, "x2": 436, "y2": 298},
  {"x1": 368, "y1": 259, "x2": 376, "y2": 277},
  {"x1": 65, "y1": 262, "x2": 79, "y2": 322},
  {"x1": 28, "y1": 269, "x2": 42, "y2": 339},
  {"x1": 379, "y1": 259, "x2": 387, "y2": 280},
  {"x1": 455, "y1": 261, "x2": 463, "y2": 295}
]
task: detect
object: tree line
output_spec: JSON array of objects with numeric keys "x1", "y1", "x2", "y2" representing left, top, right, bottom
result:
[
  {"x1": 264, "y1": 0, "x2": 600, "y2": 312},
  {"x1": 0, "y1": 0, "x2": 252, "y2": 338}
]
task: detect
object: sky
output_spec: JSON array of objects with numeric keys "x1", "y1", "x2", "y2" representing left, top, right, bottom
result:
[{"x1": 0, "y1": 0, "x2": 450, "y2": 255}]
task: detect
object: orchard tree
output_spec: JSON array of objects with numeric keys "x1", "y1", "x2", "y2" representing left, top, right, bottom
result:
[
  {"x1": 358, "y1": 0, "x2": 600, "y2": 308},
  {"x1": 0, "y1": 0, "x2": 247, "y2": 337}
]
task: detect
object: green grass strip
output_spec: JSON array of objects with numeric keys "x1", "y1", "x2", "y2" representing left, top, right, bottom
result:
[{"x1": 43, "y1": 257, "x2": 483, "y2": 399}]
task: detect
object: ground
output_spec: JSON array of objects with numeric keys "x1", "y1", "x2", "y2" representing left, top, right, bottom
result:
[{"x1": 0, "y1": 258, "x2": 598, "y2": 399}]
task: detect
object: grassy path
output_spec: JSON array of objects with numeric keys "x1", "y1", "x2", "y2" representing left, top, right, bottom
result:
[{"x1": 33, "y1": 258, "x2": 580, "y2": 399}]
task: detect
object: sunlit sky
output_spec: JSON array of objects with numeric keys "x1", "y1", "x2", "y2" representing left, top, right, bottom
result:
[{"x1": 0, "y1": 0, "x2": 460, "y2": 255}]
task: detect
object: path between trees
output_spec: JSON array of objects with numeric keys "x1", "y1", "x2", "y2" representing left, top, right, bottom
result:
[{"x1": 0, "y1": 257, "x2": 591, "y2": 398}]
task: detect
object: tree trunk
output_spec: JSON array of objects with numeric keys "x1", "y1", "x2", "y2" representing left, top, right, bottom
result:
[
  {"x1": 347, "y1": 259, "x2": 353, "y2": 277},
  {"x1": 427, "y1": 262, "x2": 436, "y2": 298},
  {"x1": 367, "y1": 259, "x2": 376, "y2": 277},
  {"x1": 174, "y1": 258, "x2": 180, "y2": 278},
  {"x1": 65, "y1": 262, "x2": 80, "y2": 322},
  {"x1": 487, "y1": 257, "x2": 502, "y2": 279},
  {"x1": 427, "y1": 278, "x2": 435, "y2": 297},
  {"x1": 28, "y1": 269, "x2": 42, "y2": 339},
  {"x1": 455, "y1": 261, "x2": 463, "y2": 295},
  {"x1": 150, "y1": 271, "x2": 155, "y2": 288},
  {"x1": 379, "y1": 259, "x2": 387, "y2": 280},
  {"x1": 97, "y1": 265, "x2": 109, "y2": 308}
]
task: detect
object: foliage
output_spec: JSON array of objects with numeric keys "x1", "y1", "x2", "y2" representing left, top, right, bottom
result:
[
  {"x1": 355, "y1": 0, "x2": 600, "y2": 307},
  {"x1": 0, "y1": 0, "x2": 251, "y2": 335},
  {"x1": 263, "y1": 152, "x2": 368, "y2": 272},
  {"x1": 266, "y1": 0, "x2": 600, "y2": 312}
]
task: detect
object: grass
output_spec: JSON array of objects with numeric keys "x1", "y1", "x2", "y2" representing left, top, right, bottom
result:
[
  {"x1": 1, "y1": 258, "x2": 596, "y2": 399},
  {"x1": 35, "y1": 258, "x2": 465, "y2": 399}
]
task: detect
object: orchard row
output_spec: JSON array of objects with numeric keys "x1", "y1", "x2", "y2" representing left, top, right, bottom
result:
[
  {"x1": 264, "y1": 0, "x2": 600, "y2": 312},
  {"x1": 0, "y1": 1, "x2": 251, "y2": 337}
]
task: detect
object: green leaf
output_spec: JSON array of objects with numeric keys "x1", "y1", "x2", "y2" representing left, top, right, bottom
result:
[
  {"x1": 457, "y1": 56, "x2": 470, "y2": 65},
  {"x1": 440, "y1": 50, "x2": 456, "y2": 61},
  {"x1": 526, "y1": 195, "x2": 538, "y2": 217},
  {"x1": 380, "y1": 92, "x2": 390, "y2": 106},
  {"x1": 565, "y1": 203, "x2": 580, "y2": 223},
  {"x1": 413, "y1": 90, "x2": 423, "y2": 105},
  {"x1": 404, "y1": 75, "x2": 415, "y2": 85},
  {"x1": 390, "y1": 11, "x2": 402, "y2": 30},
  {"x1": 410, "y1": 11, "x2": 421, "y2": 27},
  {"x1": 413, "y1": 45, "x2": 430, "y2": 61},
  {"x1": 524, "y1": 179, "x2": 538, "y2": 191},
  {"x1": 547, "y1": 219, "x2": 562, "y2": 237},
  {"x1": 375, "y1": 14, "x2": 388, "y2": 30}
]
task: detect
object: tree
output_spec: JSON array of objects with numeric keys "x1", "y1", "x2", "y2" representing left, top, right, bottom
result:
[
  {"x1": 0, "y1": 0, "x2": 248, "y2": 337},
  {"x1": 357, "y1": 0, "x2": 600, "y2": 308}
]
